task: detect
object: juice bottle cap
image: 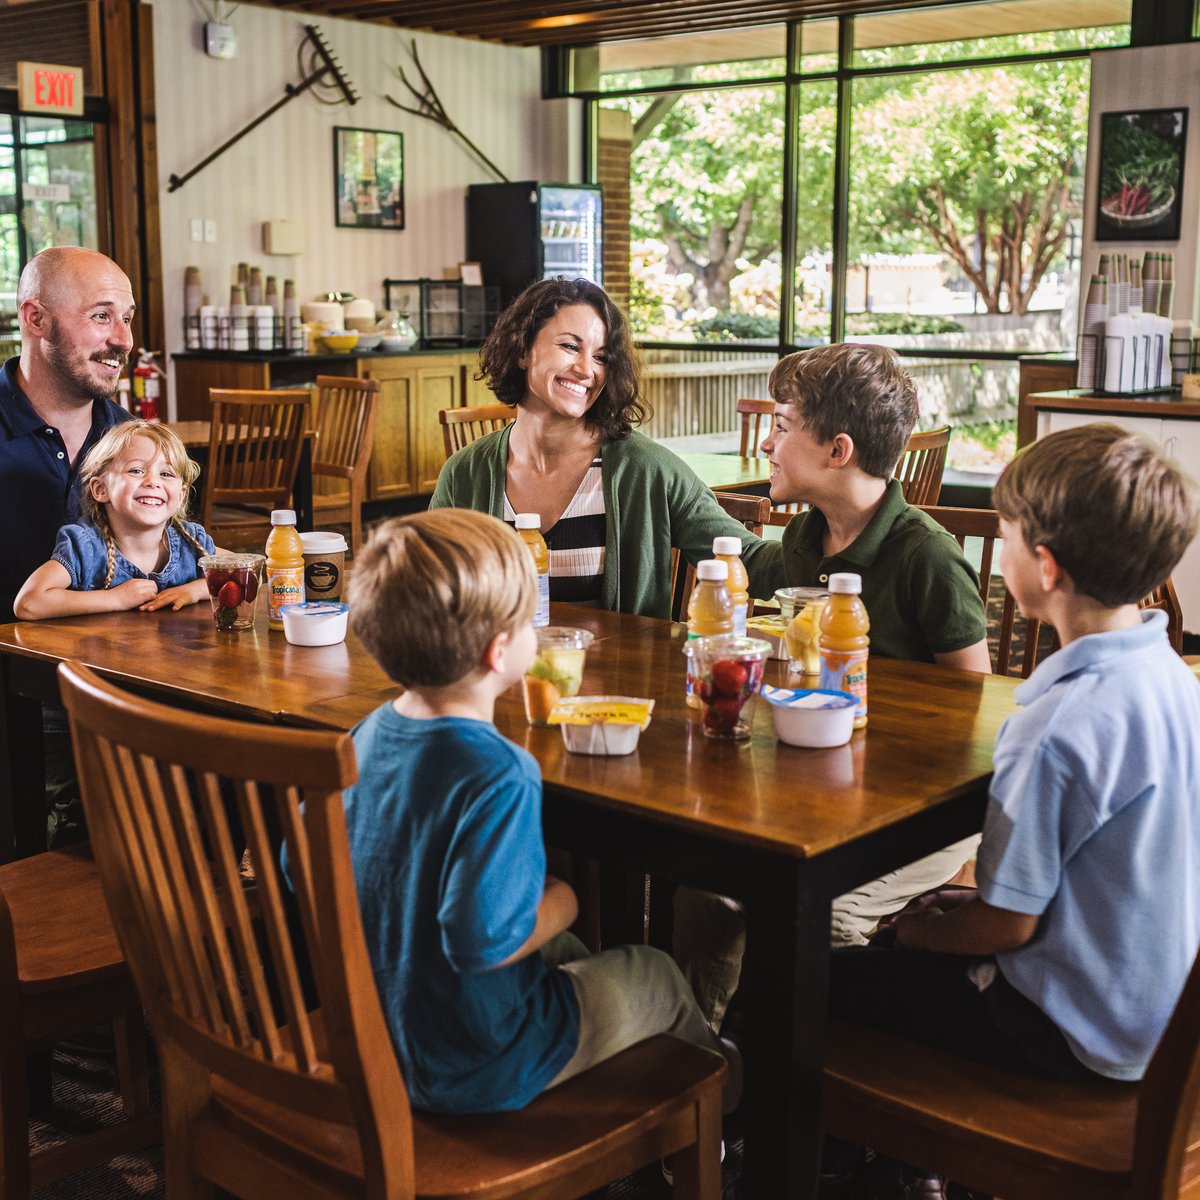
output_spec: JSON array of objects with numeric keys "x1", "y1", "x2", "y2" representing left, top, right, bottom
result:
[
  {"x1": 270, "y1": 509, "x2": 297, "y2": 525},
  {"x1": 514, "y1": 513, "x2": 541, "y2": 530},
  {"x1": 696, "y1": 559, "x2": 729, "y2": 582},
  {"x1": 828, "y1": 572, "x2": 862, "y2": 594},
  {"x1": 712, "y1": 536, "x2": 743, "y2": 556}
]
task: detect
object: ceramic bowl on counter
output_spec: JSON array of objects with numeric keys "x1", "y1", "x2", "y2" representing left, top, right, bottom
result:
[
  {"x1": 320, "y1": 330, "x2": 359, "y2": 353},
  {"x1": 355, "y1": 332, "x2": 383, "y2": 350}
]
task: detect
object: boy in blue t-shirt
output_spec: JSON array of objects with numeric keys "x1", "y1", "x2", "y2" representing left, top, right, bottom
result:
[
  {"x1": 826, "y1": 423, "x2": 1200, "y2": 1193},
  {"x1": 345, "y1": 508, "x2": 732, "y2": 1114}
]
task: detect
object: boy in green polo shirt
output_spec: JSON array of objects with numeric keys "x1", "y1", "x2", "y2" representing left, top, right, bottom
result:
[{"x1": 673, "y1": 344, "x2": 991, "y2": 1032}]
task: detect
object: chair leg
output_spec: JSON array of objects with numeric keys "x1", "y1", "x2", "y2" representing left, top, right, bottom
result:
[
  {"x1": 668, "y1": 1091, "x2": 724, "y2": 1200},
  {"x1": 113, "y1": 1007, "x2": 152, "y2": 1116},
  {"x1": 0, "y1": 1035, "x2": 32, "y2": 1200},
  {"x1": 160, "y1": 1042, "x2": 216, "y2": 1200}
]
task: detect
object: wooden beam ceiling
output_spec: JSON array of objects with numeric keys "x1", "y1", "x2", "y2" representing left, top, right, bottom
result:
[{"x1": 251, "y1": 0, "x2": 989, "y2": 46}]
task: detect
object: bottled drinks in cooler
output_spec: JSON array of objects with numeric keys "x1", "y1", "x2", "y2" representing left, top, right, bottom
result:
[
  {"x1": 712, "y1": 536, "x2": 749, "y2": 636},
  {"x1": 265, "y1": 509, "x2": 305, "y2": 631},
  {"x1": 818, "y1": 572, "x2": 869, "y2": 728},
  {"x1": 514, "y1": 513, "x2": 550, "y2": 627},
  {"x1": 686, "y1": 559, "x2": 734, "y2": 708}
]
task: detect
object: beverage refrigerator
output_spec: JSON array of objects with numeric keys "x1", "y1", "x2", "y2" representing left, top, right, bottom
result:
[{"x1": 466, "y1": 181, "x2": 603, "y2": 307}]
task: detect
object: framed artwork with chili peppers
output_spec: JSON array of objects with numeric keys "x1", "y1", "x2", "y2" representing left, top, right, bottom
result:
[{"x1": 1096, "y1": 108, "x2": 1187, "y2": 242}]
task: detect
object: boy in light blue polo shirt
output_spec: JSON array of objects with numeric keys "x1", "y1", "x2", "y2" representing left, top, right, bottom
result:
[{"x1": 824, "y1": 422, "x2": 1200, "y2": 1197}]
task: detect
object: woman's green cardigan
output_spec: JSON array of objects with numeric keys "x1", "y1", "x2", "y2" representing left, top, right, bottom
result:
[{"x1": 429, "y1": 425, "x2": 783, "y2": 619}]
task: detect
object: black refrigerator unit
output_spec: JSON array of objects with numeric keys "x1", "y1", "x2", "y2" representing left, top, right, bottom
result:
[{"x1": 467, "y1": 182, "x2": 603, "y2": 308}]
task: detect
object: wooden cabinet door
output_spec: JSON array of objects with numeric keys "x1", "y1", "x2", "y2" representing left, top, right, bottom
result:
[
  {"x1": 412, "y1": 361, "x2": 462, "y2": 493},
  {"x1": 363, "y1": 360, "x2": 417, "y2": 500}
]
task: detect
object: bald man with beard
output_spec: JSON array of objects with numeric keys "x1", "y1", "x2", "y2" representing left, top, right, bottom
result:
[{"x1": 0, "y1": 247, "x2": 136, "y2": 623}]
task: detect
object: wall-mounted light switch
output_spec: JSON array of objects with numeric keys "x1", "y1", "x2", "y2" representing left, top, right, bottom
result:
[
  {"x1": 204, "y1": 219, "x2": 217, "y2": 244},
  {"x1": 189, "y1": 218, "x2": 203, "y2": 243}
]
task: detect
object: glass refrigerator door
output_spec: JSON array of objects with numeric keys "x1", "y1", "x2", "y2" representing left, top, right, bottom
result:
[{"x1": 539, "y1": 186, "x2": 602, "y2": 284}]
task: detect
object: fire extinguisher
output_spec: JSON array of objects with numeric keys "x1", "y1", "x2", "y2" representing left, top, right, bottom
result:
[{"x1": 131, "y1": 349, "x2": 165, "y2": 422}]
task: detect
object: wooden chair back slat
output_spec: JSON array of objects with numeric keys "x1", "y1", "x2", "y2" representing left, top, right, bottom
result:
[
  {"x1": 439, "y1": 403, "x2": 516, "y2": 459},
  {"x1": 895, "y1": 425, "x2": 951, "y2": 505}
]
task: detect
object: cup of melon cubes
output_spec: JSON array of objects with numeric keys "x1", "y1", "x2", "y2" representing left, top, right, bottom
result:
[{"x1": 523, "y1": 627, "x2": 595, "y2": 726}]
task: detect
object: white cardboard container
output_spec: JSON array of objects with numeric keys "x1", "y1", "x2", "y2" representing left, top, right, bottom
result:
[
  {"x1": 763, "y1": 686, "x2": 856, "y2": 748},
  {"x1": 280, "y1": 601, "x2": 349, "y2": 646}
]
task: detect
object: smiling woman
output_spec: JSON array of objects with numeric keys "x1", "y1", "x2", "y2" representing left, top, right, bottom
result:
[{"x1": 429, "y1": 277, "x2": 784, "y2": 618}]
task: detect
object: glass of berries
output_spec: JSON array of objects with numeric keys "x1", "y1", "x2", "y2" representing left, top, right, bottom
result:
[
  {"x1": 199, "y1": 554, "x2": 265, "y2": 632},
  {"x1": 683, "y1": 635, "x2": 773, "y2": 741}
]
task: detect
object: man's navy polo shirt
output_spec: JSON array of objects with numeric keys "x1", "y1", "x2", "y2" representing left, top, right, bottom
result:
[{"x1": 0, "y1": 357, "x2": 133, "y2": 623}]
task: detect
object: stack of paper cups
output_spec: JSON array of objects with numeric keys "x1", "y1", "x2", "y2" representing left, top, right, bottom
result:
[
  {"x1": 184, "y1": 266, "x2": 203, "y2": 349},
  {"x1": 255, "y1": 306, "x2": 274, "y2": 350},
  {"x1": 216, "y1": 305, "x2": 230, "y2": 350},
  {"x1": 230, "y1": 284, "x2": 249, "y2": 351},
  {"x1": 1142, "y1": 252, "x2": 1161, "y2": 319},
  {"x1": 1078, "y1": 274, "x2": 1107, "y2": 390},
  {"x1": 199, "y1": 303, "x2": 218, "y2": 350}
]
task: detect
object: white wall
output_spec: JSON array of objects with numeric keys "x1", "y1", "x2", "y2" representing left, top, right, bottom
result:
[
  {"x1": 1082, "y1": 43, "x2": 1200, "y2": 328},
  {"x1": 151, "y1": 0, "x2": 576, "y2": 408}
]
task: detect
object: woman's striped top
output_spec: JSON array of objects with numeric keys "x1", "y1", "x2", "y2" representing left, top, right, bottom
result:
[{"x1": 504, "y1": 457, "x2": 605, "y2": 605}]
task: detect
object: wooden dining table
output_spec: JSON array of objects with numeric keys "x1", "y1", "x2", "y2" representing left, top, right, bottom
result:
[
  {"x1": 673, "y1": 450, "x2": 771, "y2": 494},
  {"x1": 0, "y1": 602, "x2": 1019, "y2": 1198}
]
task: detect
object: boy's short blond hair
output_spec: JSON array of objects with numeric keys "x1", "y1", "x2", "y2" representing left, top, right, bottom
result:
[
  {"x1": 994, "y1": 423, "x2": 1199, "y2": 606},
  {"x1": 768, "y1": 344, "x2": 919, "y2": 478},
  {"x1": 349, "y1": 509, "x2": 536, "y2": 687}
]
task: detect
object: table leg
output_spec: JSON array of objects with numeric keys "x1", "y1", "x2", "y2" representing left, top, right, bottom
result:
[
  {"x1": 740, "y1": 857, "x2": 833, "y2": 1199},
  {"x1": 0, "y1": 658, "x2": 47, "y2": 862},
  {"x1": 295, "y1": 437, "x2": 314, "y2": 532}
]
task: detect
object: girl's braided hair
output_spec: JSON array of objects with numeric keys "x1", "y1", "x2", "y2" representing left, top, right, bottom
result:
[{"x1": 76, "y1": 420, "x2": 206, "y2": 589}]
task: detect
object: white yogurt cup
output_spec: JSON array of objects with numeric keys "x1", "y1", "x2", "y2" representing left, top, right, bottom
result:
[{"x1": 280, "y1": 601, "x2": 350, "y2": 646}]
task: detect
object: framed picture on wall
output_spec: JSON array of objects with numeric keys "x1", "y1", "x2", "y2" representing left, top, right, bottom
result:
[
  {"x1": 334, "y1": 127, "x2": 404, "y2": 229},
  {"x1": 1095, "y1": 108, "x2": 1187, "y2": 242}
]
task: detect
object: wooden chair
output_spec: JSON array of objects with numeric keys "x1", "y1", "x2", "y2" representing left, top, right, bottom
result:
[
  {"x1": 202, "y1": 388, "x2": 308, "y2": 549},
  {"x1": 440, "y1": 402, "x2": 516, "y2": 459},
  {"x1": 310, "y1": 375, "x2": 381, "y2": 557},
  {"x1": 672, "y1": 492, "x2": 770, "y2": 619},
  {"x1": 737, "y1": 397, "x2": 774, "y2": 458},
  {"x1": 59, "y1": 661, "x2": 727, "y2": 1200},
  {"x1": 918, "y1": 506, "x2": 1185, "y2": 675},
  {"x1": 821, "y1": 939, "x2": 1200, "y2": 1200},
  {"x1": 895, "y1": 425, "x2": 951, "y2": 505},
  {"x1": 0, "y1": 843, "x2": 157, "y2": 1197}
]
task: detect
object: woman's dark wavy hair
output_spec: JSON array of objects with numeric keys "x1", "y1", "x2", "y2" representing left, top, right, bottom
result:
[{"x1": 475, "y1": 276, "x2": 647, "y2": 441}]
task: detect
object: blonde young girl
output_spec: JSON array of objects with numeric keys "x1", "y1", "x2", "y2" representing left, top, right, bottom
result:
[{"x1": 15, "y1": 420, "x2": 218, "y2": 619}]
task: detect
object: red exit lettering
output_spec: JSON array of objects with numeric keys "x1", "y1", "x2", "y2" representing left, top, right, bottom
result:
[{"x1": 34, "y1": 70, "x2": 74, "y2": 107}]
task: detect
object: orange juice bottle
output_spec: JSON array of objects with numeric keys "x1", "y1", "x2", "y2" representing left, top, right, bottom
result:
[
  {"x1": 265, "y1": 509, "x2": 305, "y2": 630},
  {"x1": 686, "y1": 559, "x2": 734, "y2": 708},
  {"x1": 818, "y1": 572, "x2": 869, "y2": 728},
  {"x1": 514, "y1": 513, "x2": 550, "y2": 627},
  {"x1": 712, "y1": 536, "x2": 749, "y2": 636}
]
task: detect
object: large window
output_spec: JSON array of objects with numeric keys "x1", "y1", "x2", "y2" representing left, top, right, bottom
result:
[{"x1": 571, "y1": 0, "x2": 1131, "y2": 467}]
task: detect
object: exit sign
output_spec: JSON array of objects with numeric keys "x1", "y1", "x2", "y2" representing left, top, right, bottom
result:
[{"x1": 17, "y1": 62, "x2": 84, "y2": 116}]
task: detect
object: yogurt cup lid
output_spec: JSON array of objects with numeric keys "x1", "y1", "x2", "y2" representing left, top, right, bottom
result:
[
  {"x1": 299, "y1": 531, "x2": 348, "y2": 553},
  {"x1": 279, "y1": 601, "x2": 349, "y2": 617},
  {"x1": 762, "y1": 685, "x2": 856, "y2": 709}
]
